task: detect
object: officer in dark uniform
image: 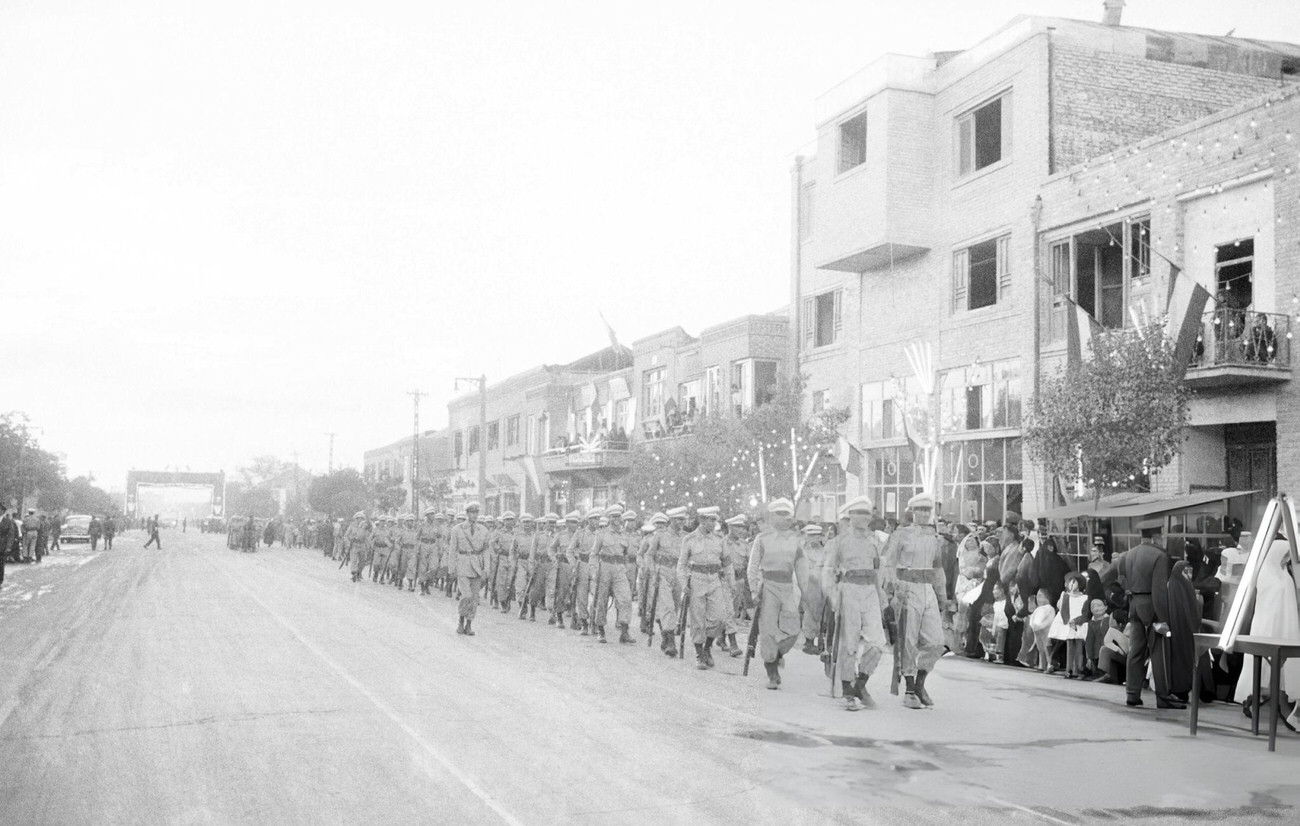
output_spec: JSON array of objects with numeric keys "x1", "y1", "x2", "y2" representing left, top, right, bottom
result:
[{"x1": 1116, "y1": 518, "x2": 1183, "y2": 709}]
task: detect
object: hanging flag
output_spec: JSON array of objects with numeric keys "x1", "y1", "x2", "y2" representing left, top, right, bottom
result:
[
  {"x1": 836, "y1": 435, "x2": 863, "y2": 478},
  {"x1": 1164, "y1": 263, "x2": 1211, "y2": 372},
  {"x1": 598, "y1": 310, "x2": 619, "y2": 350},
  {"x1": 1065, "y1": 296, "x2": 1103, "y2": 368},
  {"x1": 519, "y1": 456, "x2": 540, "y2": 495}
]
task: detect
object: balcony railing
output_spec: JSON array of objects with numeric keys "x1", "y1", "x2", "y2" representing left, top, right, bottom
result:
[
  {"x1": 1186, "y1": 308, "x2": 1292, "y2": 387},
  {"x1": 537, "y1": 444, "x2": 633, "y2": 474}
]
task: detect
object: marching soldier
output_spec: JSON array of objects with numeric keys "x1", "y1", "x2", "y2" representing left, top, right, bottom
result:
[
  {"x1": 800, "y1": 523, "x2": 829, "y2": 655},
  {"x1": 440, "y1": 512, "x2": 458, "y2": 596},
  {"x1": 396, "y1": 515, "x2": 419, "y2": 590},
  {"x1": 747, "y1": 498, "x2": 808, "y2": 690},
  {"x1": 451, "y1": 503, "x2": 490, "y2": 635},
  {"x1": 568, "y1": 508, "x2": 603, "y2": 635},
  {"x1": 881, "y1": 493, "x2": 949, "y2": 709},
  {"x1": 492, "y1": 512, "x2": 520, "y2": 613},
  {"x1": 483, "y1": 514, "x2": 501, "y2": 606},
  {"x1": 371, "y1": 516, "x2": 394, "y2": 583},
  {"x1": 720, "y1": 514, "x2": 750, "y2": 653},
  {"x1": 677, "y1": 506, "x2": 735, "y2": 669},
  {"x1": 416, "y1": 509, "x2": 440, "y2": 594},
  {"x1": 346, "y1": 512, "x2": 371, "y2": 582},
  {"x1": 646, "y1": 508, "x2": 687, "y2": 656},
  {"x1": 522, "y1": 513, "x2": 556, "y2": 621},
  {"x1": 510, "y1": 514, "x2": 536, "y2": 617},
  {"x1": 822, "y1": 496, "x2": 888, "y2": 711},
  {"x1": 590, "y1": 504, "x2": 637, "y2": 644},
  {"x1": 550, "y1": 510, "x2": 581, "y2": 627}
]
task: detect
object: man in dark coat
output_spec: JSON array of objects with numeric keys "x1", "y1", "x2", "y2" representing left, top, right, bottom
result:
[{"x1": 1116, "y1": 519, "x2": 1182, "y2": 709}]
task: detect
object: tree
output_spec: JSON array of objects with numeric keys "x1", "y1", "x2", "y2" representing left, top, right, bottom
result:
[
  {"x1": 309, "y1": 469, "x2": 370, "y2": 519},
  {"x1": 0, "y1": 412, "x2": 67, "y2": 511},
  {"x1": 1024, "y1": 327, "x2": 1190, "y2": 507},
  {"x1": 743, "y1": 374, "x2": 850, "y2": 504},
  {"x1": 370, "y1": 475, "x2": 408, "y2": 514},
  {"x1": 64, "y1": 476, "x2": 118, "y2": 515},
  {"x1": 226, "y1": 483, "x2": 279, "y2": 519}
]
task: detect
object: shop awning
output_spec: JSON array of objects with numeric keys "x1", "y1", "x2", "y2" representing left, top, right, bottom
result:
[
  {"x1": 609, "y1": 376, "x2": 630, "y2": 402},
  {"x1": 1039, "y1": 490, "x2": 1258, "y2": 520}
]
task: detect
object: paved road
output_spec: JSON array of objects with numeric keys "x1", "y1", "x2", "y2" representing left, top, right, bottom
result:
[{"x1": 1, "y1": 531, "x2": 1298, "y2": 825}]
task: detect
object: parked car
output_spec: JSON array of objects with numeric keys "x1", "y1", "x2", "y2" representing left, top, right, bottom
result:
[{"x1": 61, "y1": 514, "x2": 93, "y2": 544}]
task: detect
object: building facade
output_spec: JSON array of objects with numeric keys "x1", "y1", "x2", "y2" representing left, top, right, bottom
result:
[{"x1": 792, "y1": 12, "x2": 1300, "y2": 527}]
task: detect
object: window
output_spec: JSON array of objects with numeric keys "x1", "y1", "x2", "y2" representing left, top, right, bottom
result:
[
  {"x1": 1046, "y1": 217, "x2": 1151, "y2": 337},
  {"x1": 643, "y1": 367, "x2": 666, "y2": 419},
  {"x1": 957, "y1": 92, "x2": 1011, "y2": 176},
  {"x1": 526, "y1": 415, "x2": 536, "y2": 454},
  {"x1": 506, "y1": 415, "x2": 519, "y2": 449},
  {"x1": 861, "y1": 381, "x2": 906, "y2": 442},
  {"x1": 732, "y1": 362, "x2": 750, "y2": 417},
  {"x1": 754, "y1": 360, "x2": 777, "y2": 408},
  {"x1": 1216, "y1": 238, "x2": 1254, "y2": 310},
  {"x1": 468, "y1": 426, "x2": 480, "y2": 454},
  {"x1": 487, "y1": 422, "x2": 500, "y2": 451},
  {"x1": 952, "y1": 235, "x2": 1009, "y2": 312},
  {"x1": 678, "y1": 379, "x2": 701, "y2": 420},
  {"x1": 939, "y1": 437, "x2": 1023, "y2": 525},
  {"x1": 812, "y1": 389, "x2": 828, "y2": 414},
  {"x1": 703, "y1": 366, "x2": 721, "y2": 416},
  {"x1": 454, "y1": 430, "x2": 464, "y2": 460},
  {"x1": 940, "y1": 359, "x2": 1021, "y2": 432},
  {"x1": 838, "y1": 112, "x2": 867, "y2": 174},
  {"x1": 799, "y1": 182, "x2": 816, "y2": 240},
  {"x1": 801, "y1": 288, "x2": 843, "y2": 350}
]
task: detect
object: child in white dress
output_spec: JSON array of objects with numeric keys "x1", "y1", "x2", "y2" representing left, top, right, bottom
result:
[{"x1": 1050, "y1": 573, "x2": 1089, "y2": 678}]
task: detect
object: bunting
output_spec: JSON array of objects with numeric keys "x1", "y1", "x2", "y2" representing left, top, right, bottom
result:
[
  {"x1": 1065, "y1": 296, "x2": 1103, "y2": 368},
  {"x1": 1164, "y1": 263, "x2": 1211, "y2": 373},
  {"x1": 836, "y1": 435, "x2": 863, "y2": 478}
]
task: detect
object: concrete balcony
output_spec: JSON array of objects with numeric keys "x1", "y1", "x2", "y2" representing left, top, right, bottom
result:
[
  {"x1": 1185, "y1": 308, "x2": 1292, "y2": 389},
  {"x1": 537, "y1": 446, "x2": 633, "y2": 476}
]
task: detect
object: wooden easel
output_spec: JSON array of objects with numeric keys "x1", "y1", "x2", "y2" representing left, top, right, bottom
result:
[{"x1": 1218, "y1": 494, "x2": 1300, "y2": 651}]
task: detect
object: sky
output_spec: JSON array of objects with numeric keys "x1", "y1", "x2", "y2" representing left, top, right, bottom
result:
[{"x1": 5, "y1": 0, "x2": 1300, "y2": 491}]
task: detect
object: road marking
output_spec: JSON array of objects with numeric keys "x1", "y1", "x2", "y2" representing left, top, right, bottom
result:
[
  {"x1": 987, "y1": 797, "x2": 1075, "y2": 825},
  {"x1": 214, "y1": 563, "x2": 525, "y2": 826}
]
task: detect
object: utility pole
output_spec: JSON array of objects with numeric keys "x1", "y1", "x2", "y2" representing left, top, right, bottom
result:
[
  {"x1": 406, "y1": 390, "x2": 427, "y2": 516},
  {"x1": 291, "y1": 450, "x2": 300, "y2": 511},
  {"x1": 325, "y1": 432, "x2": 336, "y2": 474},
  {"x1": 455, "y1": 375, "x2": 488, "y2": 511}
]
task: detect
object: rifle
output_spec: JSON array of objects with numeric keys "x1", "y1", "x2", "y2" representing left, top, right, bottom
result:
[
  {"x1": 675, "y1": 575, "x2": 692, "y2": 659},
  {"x1": 521, "y1": 548, "x2": 544, "y2": 613},
  {"x1": 824, "y1": 605, "x2": 844, "y2": 698},
  {"x1": 743, "y1": 583, "x2": 764, "y2": 676},
  {"x1": 488, "y1": 551, "x2": 502, "y2": 606},
  {"x1": 644, "y1": 565, "x2": 662, "y2": 643},
  {"x1": 891, "y1": 597, "x2": 905, "y2": 696},
  {"x1": 591, "y1": 556, "x2": 604, "y2": 628}
]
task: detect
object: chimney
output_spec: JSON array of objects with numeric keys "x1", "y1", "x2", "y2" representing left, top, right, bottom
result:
[{"x1": 1102, "y1": 0, "x2": 1126, "y2": 26}]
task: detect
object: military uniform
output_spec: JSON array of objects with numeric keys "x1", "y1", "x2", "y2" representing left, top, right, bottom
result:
[
  {"x1": 567, "y1": 510, "x2": 603, "y2": 634},
  {"x1": 396, "y1": 516, "x2": 419, "y2": 590},
  {"x1": 1117, "y1": 525, "x2": 1177, "y2": 708},
  {"x1": 800, "y1": 524, "x2": 829, "y2": 654},
  {"x1": 746, "y1": 499, "x2": 807, "y2": 689},
  {"x1": 590, "y1": 506, "x2": 637, "y2": 644},
  {"x1": 370, "y1": 517, "x2": 395, "y2": 583},
  {"x1": 823, "y1": 497, "x2": 888, "y2": 710},
  {"x1": 549, "y1": 513, "x2": 580, "y2": 626},
  {"x1": 492, "y1": 514, "x2": 521, "y2": 612},
  {"x1": 881, "y1": 493, "x2": 948, "y2": 709},
  {"x1": 646, "y1": 509, "x2": 687, "y2": 656},
  {"x1": 521, "y1": 514, "x2": 554, "y2": 621},
  {"x1": 720, "y1": 515, "x2": 751, "y2": 655},
  {"x1": 677, "y1": 507, "x2": 734, "y2": 668},
  {"x1": 345, "y1": 514, "x2": 371, "y2": 581},
  {"x1": 510, "y1": 515, "x2": 536, "y2": 617},
  {"x1": 416, "y1": 511, "x2": 441, "y2": 594},
  {"x1": 451, "y1": 506, "x2": 490, "y2": 634}
]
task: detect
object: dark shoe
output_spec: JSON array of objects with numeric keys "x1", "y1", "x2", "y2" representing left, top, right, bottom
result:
[
  {"x1": 456, "y1": 618, "x2": 466, "y2": 635},
  {"x1": 914, "y1": 670, "x2": 934, "y2": 707},
  {"x1": 464, "y1": 621, "x2": 475, "y2": 637},
  {"x1": 726, "y1": 633, "x2": 742, "y2": 658},
  {"x1": 1156, "y1": 696, "x2": 1186, "y2": 710},
  {"x1": 580, "y1": 621, "x2": 590, "y2": 637},
  {"x1": 765, "y1": 662, "x2": 780, "y2": 690},
  {"x1": 618, "y1": 624, "x2": 635, "y2": 644},
  {"x1": 802, "y1": 640, "x2": 819, "y2": 656},
  {"x1": 702, "y1": 640, "x2": 716, "y2": 668},
  {"x1": 548, "y1": 615, "x2": 557, "y2": 626},
  {"x1": 570, "y1": 617, "x2": 581, "y2": 630},
  {"x1": 1097, "y1": 674, "x2": 1118, "y2": 685},
  {"x1": 695, "y1": 644, "x2": 708, "y2": 670},
  {"x1": 598, "y1": 627, "x2": 607, "y2": 644},
  {"x1": 1126, "y1": 696, "x2": 1144, "y2": 707}
]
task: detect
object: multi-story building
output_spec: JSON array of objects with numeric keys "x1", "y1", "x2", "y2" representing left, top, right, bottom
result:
[
  {"x1": 364, "y1": 312, "x2": 789, "y2": 518},
  {"x1": 362, "y1": 430, "x2": 454, "y2": 513},
  {"x1": 791, "y1": 10, "x2": 1300, "y2": 536}
]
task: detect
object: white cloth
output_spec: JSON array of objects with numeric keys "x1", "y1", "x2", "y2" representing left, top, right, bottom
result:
[
  {"x1": 1235, "y1": 539, "x2": 1300, "y2": 702},
  {"x1": 1049, "y1": 591, "x2": 1088, "y2": 641}
]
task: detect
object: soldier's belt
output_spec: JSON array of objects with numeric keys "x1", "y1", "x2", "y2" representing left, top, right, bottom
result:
[
  {"x1": 690, "y1": 563, "x2": 722, "y2": 574},
  {"x1": 496, "y1": 550, "x2": 510, "y2": 556},
  {"x1": 762, "y1": 570, "x2": 792, "y2": 582},
  {"x1": 895, "y1": 568, "x2": 937, "y2": 584},
  {"x1": 576, "y1": 553, "x2": 591, "y2": 563},
  {"x1": 841, "y1": 569, "x2": 878, "y2": 584},
  {"x1": 656, "y1": 554, "x2": 678, "y2": 566},
  {"x1": 599, "y1": 554, "x2": 626, "y2": 563},
  {"x1": 402, "y1": 544, "x2": 416, "y2": 550},
  {"x1": 533, "y1": 554, "x2": 552, "y2": 563}
]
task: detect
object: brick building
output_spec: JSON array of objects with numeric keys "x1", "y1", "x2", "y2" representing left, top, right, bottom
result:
[{"x1": 791, "y1": 12, "x2": 1300, "y2": 527}]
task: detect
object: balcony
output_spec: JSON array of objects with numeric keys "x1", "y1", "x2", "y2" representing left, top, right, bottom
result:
[
  {"x1": 537, "y1": 444, "x2": 633, "y2": 477},
  {"x1": 1185, "y1": 308, "x2": 1292, "y2": 389}
]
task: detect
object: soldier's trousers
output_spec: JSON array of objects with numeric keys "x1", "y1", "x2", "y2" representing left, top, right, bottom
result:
[
  {"x1": 652, "y1": 564, "x2": 680, "y2": 631},
  {"x1": 372, "y1": 550, "x2": 392, "y2": 580},
  {"x1": 458, "y1": 575, "x2": 481, "y2": 620},
  {"x1": 528, "y1": 559, "x2": 553, "y2": 609},
  {"x1": 415, "y1": 547, "x2": 434, "y2": 583},
  {"x1": 511, "y1": 561, "x2": 530, "y2": 606},
  {"x1": 758, "y1": 581, "x2": 801, "y2": 664},
  {"x1": 349, "y1": 545, "x2": 368, "y2": 577},
  {"x1": 732, "y1": 567, "x2": 752, "y2": 617},
  {"x1": 573, "y1": 561, "x2": 594, "y2": 621},
  {"x1": 718, "y1": 574, "x2": 738, "y2": 635},
  {"x1": 837, "y1": 582, "x2": 886, "y2": 679},
  {"x1": 1126, "y1": 595, "x2": 1170, "y2": 699},
  {"x1": 800, "y1": 577, "x2": 827, "y2": 641},
  {"x1": 494, "y1": 557, "x2": 517, "y2": 605},
  {"x1": 896, "y1": 584, "x2": 944, "y2": 677},
  {"x1": 593, "y1": 563, "x2": 633, "y2": 629},
  {"x1": 687, "y1": 574, "x2": 728, "y2": 644},
  {"x1": 552, "y1": 560, "x2": 575, "y2": 614}
]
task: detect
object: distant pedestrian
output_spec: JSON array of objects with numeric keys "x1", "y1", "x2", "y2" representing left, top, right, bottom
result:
[
  {"x1": 36, "y1": 515, "x2": 49, "y2": 562},
  {"x1": 21, "y1": 509, "x2": 40, "y2": 562},
  {"x1": 89, "y1": 516, "x2": 103, "y2": 551},
  {"x1": 143, "y1": 514, "x2": 162, "y2": 549},
  {"x1": 103, "y1": 516, "x2": 116, "y2": 550},
  {"x1": 50, "y1": 517, "x2": 61, "y2": 553}
]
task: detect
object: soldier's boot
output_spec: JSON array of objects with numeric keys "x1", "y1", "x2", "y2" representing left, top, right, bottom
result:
[
  {"x1": 914, "y1": 669, "x2": 934, "y2": 707},
  {"x1": 695, "y1": 643, "x2": 709, "y2": 670},
  {"x1": 464, "y1": 619, "x2": 475, "y2": 637},
  {"x1": 854, "y1": 674, "x2": 875, "y2": 708},
  {"x1": 764, "y1": 662, "x2": 780, "y2": 690},
  {"x1": 597, "y1": 626, "x2": 607, "y2": 644},
  {"x1": 570, "y1": 616, "x2": 581, "y2": 631},
  {"x1": 702, "y1": 638, "x2": 716, "y2": 668},
  {"x1": 726, "y1": 633, "x2": 742, "y2": 658},
  {"x1": 518, "y1": 604, "x2": 528, "y2": 620},
  {"x1": 456, "y1": 616, "x2": 466, "y2": 635},
  {"x1": 663, "y1": 631, "x2": 678, "y2": 658},
  {"x1": 580, "y1": 619, "x2": 591, "y2": 637},
  {"x1": 530, "y1": 606, "x2": 538, "y2": 622},
  {"x1": 903, "y1": 675, "x2": 924, "y2": 709},
  {"x1": 618, "y1": 622, "x2": 635, "y2": 644},
  {"x1": 408, "y1": 579, "x2": 415, "y2": 592},
  {"x1": 548, "y1": 612, "x2": 557, "y2": 626},
  {"x1": 842, "y1": 680, "x2": 863, "y2": 711}
]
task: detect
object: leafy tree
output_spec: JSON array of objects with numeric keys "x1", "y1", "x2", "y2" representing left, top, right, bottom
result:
[
  {"x1": 0, "y1": 412, "x2": 66, "y2": 511},
  {"x1": 416, "y1": 477, "x2": 452, "y2": 513},
  {"x1": 744, "y1": 374, "x2": 850, "y2": 504},
  {"x1": 309, "y1": 469, "x2": 370, "y2": 519},
  {"x1": 226, "y1": 483, "x2": 279, "y2": 519},
  {"x1": 370, "y1": 475, "x2": 408, "y2": 514},
  {"x1": 64, "y1": 476, "x2": 118, "y2": 515},
  {"x1": 1024, "y1": 327, "x2": 1190, "y2": 507}
]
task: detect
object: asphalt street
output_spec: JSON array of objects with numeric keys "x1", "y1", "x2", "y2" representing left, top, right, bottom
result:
[{"x1": 1, "y1": 531, "x2": 1297, "y2": 825}]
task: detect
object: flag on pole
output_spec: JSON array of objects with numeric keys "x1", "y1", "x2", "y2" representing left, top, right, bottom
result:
[
  {"x1": 598, "y1": 310, "x2": 619, "y2": 351},
  {"x1": 1065, "y1": 296, "x2": 1103, "y2": 368},
  {"x1": 836, "y1": 436, "x2": 862, "y2": 478},
  {"x1": 1164, "y1": 263, "x2": 1211, "y2": 372}
]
